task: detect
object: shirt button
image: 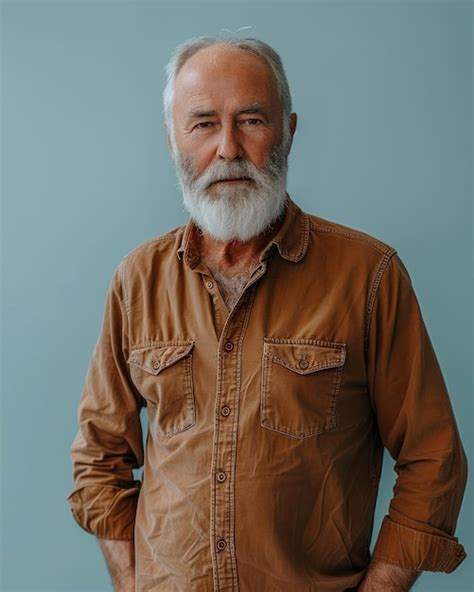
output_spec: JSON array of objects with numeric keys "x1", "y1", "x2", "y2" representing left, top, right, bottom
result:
[
  {"x1": 216, "y1": 539, "x2": 227, "y2": 552},
  {"x1": 152, "y1": 360, "x2": 160, "y2": 370},
  {"x1": 224, "y1": 341, "x2": 234, "y2": 352},
  {"x1": 206, "y1": 281, "x2": 214, "y2": 289},
  {"x1": 217, "y1": 471, "x2": 227, "y2": 483},
  {"x1": 221, "y1": 405, "x2": 231, "y2": 417},
  {"x1": 298, "y1": 359, "x2": 309, "y2": 370}
]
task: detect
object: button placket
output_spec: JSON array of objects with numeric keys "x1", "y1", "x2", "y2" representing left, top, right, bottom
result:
[
  {"x1": 212, "y1": 332, "x2": 239, "y2": 588},
  {"x1": 210, "y1": 280, "x2": 260, "y2": 591}
]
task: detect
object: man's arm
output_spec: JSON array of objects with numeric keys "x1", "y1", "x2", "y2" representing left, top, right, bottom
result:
[
  {"x1": 364, "y1": 252, "x2": 467, "y2": 579},
  {"x1": 359, "y1": 560, "x2": 420, "y2": 591},
  {"x1": 97, "y1": 539, "x2": 135, "y2": 591},
  {"x1": 67, "y1": 260, "x2": 144, "y2": 550}
]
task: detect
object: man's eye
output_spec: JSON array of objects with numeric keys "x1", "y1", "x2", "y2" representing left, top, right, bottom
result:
[
  {"x1": 242, "y1": 119, "x2": 263, "y2": 126},
  {"x1": 194, "y1": 122, "x2": 214, "y2": 130}
]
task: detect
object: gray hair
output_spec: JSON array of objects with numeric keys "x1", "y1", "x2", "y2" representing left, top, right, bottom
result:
[{"x1": 163, "y1": 36, "x2": 293, "y2": 142}]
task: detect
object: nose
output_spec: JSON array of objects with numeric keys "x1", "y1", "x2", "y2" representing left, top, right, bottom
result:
[{"x1": 217, "y1": 123, "x2": 243, "y2": 161}]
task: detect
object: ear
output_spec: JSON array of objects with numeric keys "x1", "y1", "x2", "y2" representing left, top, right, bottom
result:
[
  {"x1": 287, "y1": 112, "x2": 298, "y2": 153},
  {"x1": 165, "y1": 123, "x2": 176, "y2": 161},
  {"x1": 289, "y1": 112, "x2": 297, "y2": 139}
]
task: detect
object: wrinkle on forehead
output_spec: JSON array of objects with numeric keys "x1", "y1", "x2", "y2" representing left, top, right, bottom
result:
[
  {"x1": 185, "y1": 43, "x2": 263, "y2": 69},
  {"x1": 176, "y1": 44, "x2": 276, "y2": 92}
]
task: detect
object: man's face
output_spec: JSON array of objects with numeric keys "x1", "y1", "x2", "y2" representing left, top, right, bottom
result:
[{"x1": 167, "y1": 44, "x2": 296, "y2": 243}]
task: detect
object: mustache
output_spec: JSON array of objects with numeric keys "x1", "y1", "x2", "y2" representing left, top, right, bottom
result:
[
  {"x1": 175, "y1": 140, "x2": 288, "y2": 194},
  {"x1": 196, "y1": 161, "x2": 257, "y2": 189}
]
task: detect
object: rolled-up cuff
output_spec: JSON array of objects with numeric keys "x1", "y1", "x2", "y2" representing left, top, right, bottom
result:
[
  {"x1": 372, "y1": 515, "x2": 466, "y2": 573},
  {"x1": 67, "y1": 482, "x2": 141, "y2": 540}
]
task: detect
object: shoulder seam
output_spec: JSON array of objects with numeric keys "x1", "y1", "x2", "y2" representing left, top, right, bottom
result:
[
  {"x1": 309, "y1": 218, "x2": 392, "y2": 255},
  {"x1": 364, "y1": 248, "x2": 397, "y2": 354}
]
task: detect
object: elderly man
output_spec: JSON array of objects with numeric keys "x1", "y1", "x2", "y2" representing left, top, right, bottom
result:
[{"x1": 68, "y1": 37, "x2": 467, "y2": 591}]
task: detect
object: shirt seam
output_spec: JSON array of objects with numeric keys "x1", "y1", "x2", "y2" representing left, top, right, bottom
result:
[
  {"x1": 279, "y1": 212, "x2": 309, "y2": 261},
  {"x1": 364, "y1": 248, "x2": 397, "y2": 355},
  {"x1": 119, "y1": 258, "x2": 130, "y2": 322},
  {"x1": 309, "y1": 219, "x2": 394, "y2": 255}
]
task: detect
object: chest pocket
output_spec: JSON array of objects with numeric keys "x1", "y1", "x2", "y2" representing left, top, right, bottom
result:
[
  {"x1": 128, "y1": 340, "x2": 195, "y2": 438},
  {"x1": 261, "y1": 338, "x2": 346, "y2": 439}
]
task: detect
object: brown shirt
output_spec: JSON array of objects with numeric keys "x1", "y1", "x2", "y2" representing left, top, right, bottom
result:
[{"x1": 67, "y1": 195, "x2": 467, "y2": 591}]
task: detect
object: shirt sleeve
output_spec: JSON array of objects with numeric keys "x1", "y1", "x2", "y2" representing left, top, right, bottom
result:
[
  {"x1": 365, "y1": 252, "x2": 467, "y2": 573},
  {"x1": 67, "y1": 259, "x2": 145, "y2": 540}
]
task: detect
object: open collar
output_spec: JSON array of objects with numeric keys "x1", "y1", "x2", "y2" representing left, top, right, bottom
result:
[{"x1": 176, "y1": 193, "x2": 310, "y2": 269}]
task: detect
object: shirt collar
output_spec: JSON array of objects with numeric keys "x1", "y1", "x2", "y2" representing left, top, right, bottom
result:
[{"x1": 176, "y1": 193, "x2": 310, "y2": 268}]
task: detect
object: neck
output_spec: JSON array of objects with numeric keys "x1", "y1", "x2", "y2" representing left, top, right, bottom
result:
[{"x1": 196, "y1": 214, "x2": 285, "y2": 275}]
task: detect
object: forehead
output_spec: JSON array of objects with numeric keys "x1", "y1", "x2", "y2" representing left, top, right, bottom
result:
[{"x1": 173, "y1": 45, "x2": 280, "y2": 115}]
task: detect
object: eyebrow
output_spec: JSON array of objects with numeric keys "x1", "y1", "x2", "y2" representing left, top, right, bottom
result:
[
  {"x1": 236, "y1": 102, "x2": 267, "y2": 116},
  {"x1": 185, "y1": 102, "x2": 268, "y2": 125}
]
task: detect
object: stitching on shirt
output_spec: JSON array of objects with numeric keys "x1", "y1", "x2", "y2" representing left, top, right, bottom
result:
[
  {"x1": 260, "y1": 339, "x2": 346, "y2": 438},
  {"x1": 377, "y1": 518, "x2": 459, "y2": 572},
  {"x1": 260, "y1": 342, "x2": 345, "y2": 438},
  {"x1": 264, "y1": 352, "x2": 344, "y2": 373},
  {"x1": 283, "y1": 212, "x2": 310, "y2": 261},
  {"x1": 228, "y1": 285, "x2": 256, "y2": 588},
  {"x1": 129, "y1": 349, "x2": 193, "y2": 374},
  {"x1": 309, "y1": 218, "x2": 393, "y2": 255},
  {"x1": 297, "y1": 212, "x2": 309, "y2": 261},
  {"x1": 128, "y1": 350, "x2": 196, "y2": 438},
  {"x1": 130, "y1": 339, "x2": 195, "y2": 351},
  {"x1": 263, "y1": 337, "x2": 347, "y2": 348},
  {"x1": 119, "y1": 259, "x2": 130, "y2": 320},
  {"x1": 265, "y1": 373, "x2": 339, "y2": 436},
  {"x1": 363, "y1": 249, "x2": 397, "y2": 355},
  {"x1": 261, "y1": 351, "x2": 339, "y2": 437}
]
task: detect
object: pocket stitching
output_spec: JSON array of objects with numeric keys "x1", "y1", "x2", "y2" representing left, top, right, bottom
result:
[
  {"x1": 261, "y1": 339, "x2": 346, "y2": 439},
  {"x1": 128, "y1": 341, "x2": 194, "y2": 375},
  {"x1": 128, "y1": 341, "x2": 196, "y2": 438},
  {"x1": 158, "y1": 354, "x2": 195, "y2": 438},
  {"x1": 264, "y1": 351, "x2": 344, "y2": 374}
]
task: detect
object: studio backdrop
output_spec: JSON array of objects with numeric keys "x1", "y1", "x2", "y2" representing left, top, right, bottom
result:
[{"x1": 1, "y1": 1, "x2": 472, "y2": 590}]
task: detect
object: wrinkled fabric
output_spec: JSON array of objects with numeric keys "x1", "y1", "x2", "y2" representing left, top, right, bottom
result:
[{"x1": 67, "y1": 195, "x2": 467, "y2": 591}]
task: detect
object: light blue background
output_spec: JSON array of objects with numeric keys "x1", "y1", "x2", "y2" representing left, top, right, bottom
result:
[{"x1": 1, "y1": 1, "x2": 472, "y2": 590}]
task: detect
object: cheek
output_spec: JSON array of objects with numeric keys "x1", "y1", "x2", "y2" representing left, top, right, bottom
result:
[
  {"x1": 245, "y1": 143, "x2": 274, "y2": 169},
  {"x1": 186, "y1": 141, "x2": 216, "y2": 172},
  {"x1": 241, "y1": 129, "x2": 279, "y2": 163}
]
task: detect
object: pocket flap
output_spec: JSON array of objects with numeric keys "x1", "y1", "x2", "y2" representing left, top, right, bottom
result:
[
  {"x1": 263, "y1": 339, "x2": 346, "y2": 375},
  {"x1": 128, "y1": 341, "x2": 194, "y2": 375}
]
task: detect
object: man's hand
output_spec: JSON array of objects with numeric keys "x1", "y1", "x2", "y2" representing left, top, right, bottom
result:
[
  {"x1": 97, "y1": 538, "x2": 135, "y2": 591},
  {"x1": 358, "y1": 559, "x2": 420, "y2": 592}
]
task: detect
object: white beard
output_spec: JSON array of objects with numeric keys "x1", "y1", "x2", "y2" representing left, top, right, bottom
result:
[{"x1": 173, "y1": 135, "x2": 290, "y2": 242}]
